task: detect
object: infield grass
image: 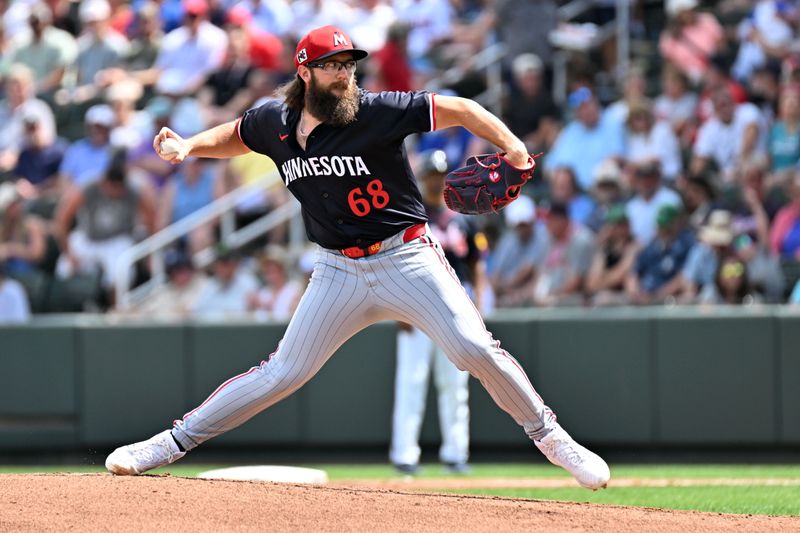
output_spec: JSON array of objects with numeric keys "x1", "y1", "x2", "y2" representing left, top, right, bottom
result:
[{"x1": 2, "y1": 463, "x2": 799, "y2": 516}]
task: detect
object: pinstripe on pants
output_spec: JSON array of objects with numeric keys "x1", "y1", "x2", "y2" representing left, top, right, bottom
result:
[{"x1": 172, "y1": 228, "x2": 556, "y2": 451}]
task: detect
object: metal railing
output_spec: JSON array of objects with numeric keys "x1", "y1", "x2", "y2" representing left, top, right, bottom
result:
[{"x1": 114, "y1": 170, "x2": 302, "y2": 310}]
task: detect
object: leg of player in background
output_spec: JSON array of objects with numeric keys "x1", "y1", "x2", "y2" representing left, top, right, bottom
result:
[
  {"x1": 389, "y1": 326, "x2": 434, "y2": 472},
  {"x1": 433, "y1": 346, "x2": 470, "y2": 470}
]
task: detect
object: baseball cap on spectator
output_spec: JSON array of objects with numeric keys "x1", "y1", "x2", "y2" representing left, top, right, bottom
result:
[
  {"x1": 633, "y1": 160, "x2": 661, "y2": 178},
  {"x1": 604, "y1": 204, "x2": 628, "y2": 224},
  {"x1": 79, "y1": 0, "x2": 111, "y2": 23},
  {"x1": 567, "y1": 87, "x2": 593, "y2": 110},
  {"x1": 512, "y1": 53, "x2": 543, "y2": 78},
  {"x1": 226, "y1": 4, "x2": 252, "y2": 26},
  {"x1": 593, "y1": 159, "x2": 623, "y2": 187},
  {"x1": 183, "y1": 0, "x2": 209, "y2": 16},
  {"x1": 294, "y1": 26, "x2": 368, "y2": 69},
  {"x1": 666, "y1": 0, "x2": 698, "y2": 17},
  {"x1": 545, "y1": 201, "x2": 569, "y2": 219},
  {"x1": 656, "y1": 204, "x2": 680, "y2": 228},
  {"x1": 504, "y1": 195, "x2": 536, "y2": 226},
  {"x1": 85, "y1": 104, "x2": 115, "y2": 128},
  {"x1": 165, "y1": 248, "x2": 193, "y2": 275},
  {"x1": 699, "y1": 210, "x2": 734, "y2": 246}
]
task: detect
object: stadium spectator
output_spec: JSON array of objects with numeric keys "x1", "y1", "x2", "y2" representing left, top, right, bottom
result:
[
  {"x1": 489, "y1": 195, "x2": 542, "y2": 308},
  {"x1": 696, "y1": 54, "x2": 749, "y2": 124},
  {"x1": 66, "y1": 0, "x2": 129, "y2": 105},
  {"x1": 586, "y1": 205, "x2": 638, "y2": 306},
  {"x1": 623, "y1": 99, "x2": 682, "y2": 181},
  {"x1": 9, "y1": 2, "x2": 77, "y2": 96},
  {"x1": 504, "y1": 53, "x2": 559, "y2": 154},
  {"x1": 107, "y1": 79, "x2": 152, "y2": 150},
  {"x1": 625, "y1": 204, "x2": 695, "y2": 304},
  {"x1": 191, "y1": 245, "x2": 259, "y2": 318},
  {"x1": 158, "y1": 157, "x2": 221, "y2": 254},
  {"x1": 0, "y1": 260, "x2": 31, "y2": 323},
  {"x1": 370, "y1": 21, "x2": 414, "y2": 92},
  {"x1": 149, "y1": 0, "x2": 228, "y2": 97},
  {"x1": 291, "y1": 0, "x2": 352, "y2": 40},
  {"x1": 531, "y1": 202, "x2": 594, "y2": 306},
  {"x1": 768, "y1": 85, "x2": 800, "y2": 173},
  {"x1": 13, "y1": 105, "x2": 67, "y2": 206},
  {"x1": 691, "y1": 87, "x2": 765, "y2": 183},
  {"x1": 654, "y1": 65, "x2": 698, "y2": 143},
  {"x1": 585, "y1": 159, "x2": 627, "y2": 232},
  {"x1": 659, "y1": 0, "x2": 724, "y2": 84},
  {"x1": 549, "y1": 166, "x2": 595, "y2": 226},
  {"x1": 347, "y1": 0, "x2": 398, "y2": 54},
  {"x1": 393, "y1": 0, "x2": 453, "y2": 65},
  {"x1": 0, "y1": 182, "x2": 46, "y2": 276},
  {"x1": 700, "y1": 256, "x2": 760, "y2": 305},
  {"x1": 127, "y1": 97, "x2": 176, "y2": 192},
  {"x1": 545, "y1": 87, "x2": 625, "y2": 190},
  {"x1": 128, "y1": 248, "x2": 209, "y2": 318},
  {"x1": 606, "y1": 66, "x2": 648, "y2": 127},
  {"x1": 96, "y1": 1, "x2": 163, "y2": 88},
  {"x1": 54, "y1": 148, "x2": 156, "y2": 291},
  {"x1": 0, "y1": 63, "x2": 56, "y2": 179},
  {"x1": 769, "y1": 171, "x2": 800, "y2": 259},
  {"x1": 224, "y1": 5, "x2": 284, "y2": 72},
  {"x1": 731, "y1": 0, "x2": 794, "y2": 82},
  {"x1": 678, "y1": 210, "x2": 738, "y2": 302},
  {"x1": 625, "y1": 161, "x2": 682, "y2": 245},
  {"x1": 248, "y1": 245, "x2": 303, "y2": 321},
  {"x1": 683, "y1": 175, "x2": 717, "y2": 231},
  {"x1": 489, "y1": 0, "x2": 557, "y2": 69},
  {"x1": 58, "y1": 104, "x2": 115, "y2": 189}
]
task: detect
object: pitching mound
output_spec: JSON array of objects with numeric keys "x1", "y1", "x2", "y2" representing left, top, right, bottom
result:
[{"x1": 2, "y1": 474, "x2": 798, "y2": 532}]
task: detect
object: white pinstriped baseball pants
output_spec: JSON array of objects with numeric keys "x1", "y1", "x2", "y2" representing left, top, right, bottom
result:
[{"x1": 172, "y1": 226, "x2": 557, "y2": 451}]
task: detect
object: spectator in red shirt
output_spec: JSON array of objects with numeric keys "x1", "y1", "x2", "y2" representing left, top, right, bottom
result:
[{"x1": 371, "y1": 22, "x2": 413, "y2": 92}]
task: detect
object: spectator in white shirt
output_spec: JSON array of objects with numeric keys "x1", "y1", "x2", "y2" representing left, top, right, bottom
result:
[
  {"x1": 0, "y1": 261, "x2": 31, "y2": 323},
  {"x1": 691, "y1": 87, "x2": 764, "y2": 182},
  {"x1": 152, "y1": 0, "x2": 228, "y2": 96},
  {"x1": 626, "y1": 161, "x2": 683, "y2": 245},
  {"x1": 624, "y1": 100, "x2": 682, "y2": 181},
  {"x1": 191, "y1": 246, "x2": 259, "y2": 319}
]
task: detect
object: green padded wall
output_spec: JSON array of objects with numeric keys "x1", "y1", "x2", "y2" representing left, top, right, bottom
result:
[
  {"x1": 80, "y1": 324, "x2": 187, "y2": 445},
  {"x1": 778, "y1": 310, "x2": 800, "y2": 443}
]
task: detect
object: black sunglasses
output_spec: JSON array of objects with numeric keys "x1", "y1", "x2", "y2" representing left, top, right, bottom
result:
[{"x1": 307, "y1": 60, "x2": 357, "y2": 73}]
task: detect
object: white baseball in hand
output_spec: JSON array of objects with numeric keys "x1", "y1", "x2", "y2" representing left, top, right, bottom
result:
[{"x1": 159, "y1": 138, "x2": 181, "y2": 155}]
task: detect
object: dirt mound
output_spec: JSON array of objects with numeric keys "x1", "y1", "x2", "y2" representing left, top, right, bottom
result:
[{"x1": 2, "y1": 474, "x2": 798, "y2": 532}]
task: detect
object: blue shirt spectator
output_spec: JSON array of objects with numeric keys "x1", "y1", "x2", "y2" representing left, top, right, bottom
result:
[
  {"x1": 59, "y1": 105, "x2": 115, "y2": 188},
  {"x1": 545, "y1": 88, "x2": 625, "y2": 190}
]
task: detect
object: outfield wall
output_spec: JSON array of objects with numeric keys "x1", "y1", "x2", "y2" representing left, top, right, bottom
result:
[{"x1": 1, "y1": 307, "x2": 798, "y2": 451}]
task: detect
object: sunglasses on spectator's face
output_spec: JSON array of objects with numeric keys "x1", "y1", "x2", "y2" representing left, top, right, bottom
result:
[{"x1": 307, "y1": 60, "x2": 357, "y2": 74}]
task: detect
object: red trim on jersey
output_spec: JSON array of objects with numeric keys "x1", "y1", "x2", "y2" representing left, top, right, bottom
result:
[{"x1": 430, "y1": 92, "x2": 437, "y2": 132}]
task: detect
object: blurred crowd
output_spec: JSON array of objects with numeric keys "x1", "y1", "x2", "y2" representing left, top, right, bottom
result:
[{"x1": 2, "y1": 0, "x2": 800, "y2": 323}]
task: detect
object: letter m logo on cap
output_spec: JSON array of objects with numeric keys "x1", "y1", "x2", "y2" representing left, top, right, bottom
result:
[{"x1": 333, "y1": 32, "x2": 348, "y2": 47}]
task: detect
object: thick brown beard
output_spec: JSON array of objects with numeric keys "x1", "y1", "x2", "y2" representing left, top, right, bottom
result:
[{"x1": 305, "y1": 74, "x2": 360, "y2": 127}]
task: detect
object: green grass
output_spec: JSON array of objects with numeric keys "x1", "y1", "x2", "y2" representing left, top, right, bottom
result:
[{"x1": 3, "y1": 463, "x2": 800, "y2": 516}]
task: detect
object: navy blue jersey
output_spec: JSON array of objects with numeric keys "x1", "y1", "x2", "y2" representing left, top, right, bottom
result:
[{"x1": 238, "y1": 89, "x2": 434, "y2": 250}]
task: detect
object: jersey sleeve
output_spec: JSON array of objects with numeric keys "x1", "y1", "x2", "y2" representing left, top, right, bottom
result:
[
  {"x1": 365, "y1": 91, "x2": 435, "y2": 140},
  {"x1": 237, "y1": 100, "x2": 282, "y2": 155}
]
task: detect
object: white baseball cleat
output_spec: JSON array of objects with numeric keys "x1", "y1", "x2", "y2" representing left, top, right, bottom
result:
[
  {"x1": 534, "y1": 425, "x2": 610, "y2": 490},
  {"x1": 105, "y1": 429, "x2": 186, "y2": 475}
]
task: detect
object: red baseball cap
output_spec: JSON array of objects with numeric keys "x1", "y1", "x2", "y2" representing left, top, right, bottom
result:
[
  {"x1": 183, "y1": 0, "x2": 208, "y2": 16},
  {"x1": 294, "y1": 25, "x2": 368, "y2": 69}
]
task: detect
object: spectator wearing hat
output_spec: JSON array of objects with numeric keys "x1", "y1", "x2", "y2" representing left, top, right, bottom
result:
[
  {"x1": 248, "y1": 245, "x2": 303, "y2": 321},
  {"x1": 625, "y1": 204, "x2": 695, "y2": 305},
  {"x1": 768, "y1": 85, "x2": 800, "y2": 173},
  {"x1": 504, "y1": 53, "x2": 560, "y2": 153},
  {"x1": 654, "y1": 65, "x2": 698, "y2": 145},
  {"x1": 0, "y1": 63, "x2": 57, "y2": 178},
  {"x1": 625, "y1": 161, "x2": 682, "y2": 245},
  {"x1": 679, "y1": 209, "x2": 738, "y2": 302},
  {"x1": 145, "y1": 0, "x2": 228, "y2": 97},
  {"x1": 691, "y1": 87, "x2": 765, "y2": 182},
  {"x1": 0, "y1": 260, "x2": 31, "y2": 323},
  {"x1": 586, "y1": 205, "x2": 638, "y2": 306},
  {"x1": 545, "y1": 87, "x2": 625, "y2": 190},
  {"x1": 659, "y1": 0, "x2": 724, "y2": 84},
  {"x1": 548, "y1": 166, "x2": 595, "y2": 226},
  {"x1": 128, "y1": 247, "x2": 210, "y2": 318},
  {"x1": 9, "y1": 2, "x2": 77, "y2": 96},
  {"x1": 0, "y1": 182, "x2": 46, "y2": 276},
  {"x1": 488, "y1": 195, "x2": 544, "y2": 308},
  {"x1": 68, "y1": 0, "x2": 129, "y2": 104},
  {"x1": 54, "y1": 148, "x2": 156, "y2": 293},
  {"x1": 624, "y1": 99, "x2": 682, "y2": 181},
  {"x1": 224, "y1": 5, "x2": 284, "y2": 72},
  {"x1": 13, "y1": 104, "x2": 67, "y2": 200},
  {"x1": 585, "y1": 159, "x2": 628, "y2": 232},
  {"x1": 58, "y1": 104, "x2": 116, "y2": 189},
  {"x1": 190, "y1": 244, "x2": 259, "y2": 318}
]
